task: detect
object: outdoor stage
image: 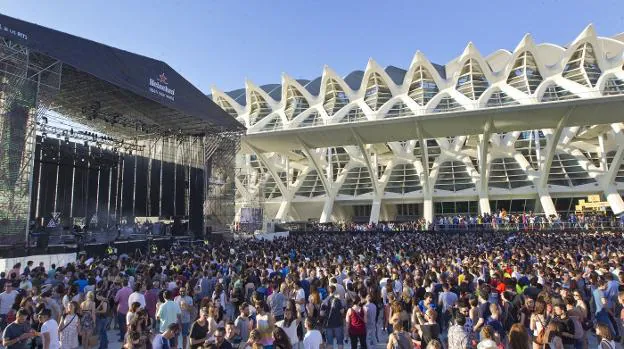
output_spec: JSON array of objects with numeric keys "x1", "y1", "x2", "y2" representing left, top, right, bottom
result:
[{"x1": 0, "y1": 14, "x2": 243, "y2": 258}]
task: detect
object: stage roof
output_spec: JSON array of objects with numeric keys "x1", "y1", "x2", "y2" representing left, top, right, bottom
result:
[{"x1": 0, "y1": 13, "x2": 244, "y2": 135}]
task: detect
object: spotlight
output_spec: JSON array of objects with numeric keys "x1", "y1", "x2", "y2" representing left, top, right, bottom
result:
[
  {"x1": 41, "y1": 116, "x2": 48, "y2": 124},
  {"x1": 84, "y1": 141, "x2": 88, "y2": 147},
  {"x1": 42, "y1": 132, "x2": 47, "y2": 139},
  {"x1": 70, "y1": 128, "x2": 74, "y2": 135},
  {"x1": 64, "y1": 136, "x2": 70, "y2": 145}
]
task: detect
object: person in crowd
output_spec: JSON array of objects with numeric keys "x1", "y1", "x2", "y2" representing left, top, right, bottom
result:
[
  {"x1": 0, "y1": 283, "x2": 19, "y2": 328},
  {"x1": 59, "y1": 301, "x2": 80, "y2": 349},
  {"x1": 157, "y1": 290, "x2": 182, "y2": 335},
  {"x1": 116, "y1": 279, "x2": 133, "y2": 342},
  {"x1": 37, "y1": 308, "x2": 59, "y2": 349},
  {"x1": 447, "y1": 313, "x2": 471, "y2": 349},
  {"x1": 190, "y1": 307, "x2": 211, "y2": 349},
  {"x1": 254, "y1": 300, "x2": 274, "y2": 349},
  {"x1": 414, "y1": 308, "x2": 440, "y2": 349},
  {"x1": 507, "y1": 323, "x2": 530, "y2": 349},
  {"x1": 129, "y1": 282, "x2": 146, "y2": 310},
  {"x1": 2, "y1": 308, "x2": 36, "y2": 348},
  {"x1": 302, "y1": 318, "x2": 322, "y2": 349},
  {"x1": 276, "y1": 306, "x2": 299, "y2": 349},
  {"x1": 272, "y1": 327, "x2": 292, "y2": 349},
  {"x1": 80, "y1": 291, "x2": 97, "y2": 349},
  {"x1": 386, "y1": 322, "x2": 412, "y2": 349},
  {"x1": 321, "y1": 284, "x2": 344, "y2": 349},
  {"x1": 214, "y1": 327, "x2": 234, "y2": 349},
  {"x1": 477, "y1": 325, "x2": 498, "y2": 349},
  {"x1": 175, "y1": 286, "x2": 194, "y2": 349},
  {"x1": 235, "y1": 302, "x2": 253, "y2": 348},
  {"x1": 596, "y1": 322, "x2": 617, "y2": 349},
  {"x1": 152, "y1": 322, "x2": 180, "y2": 349},
  {"x1": 345, "y1": 295, "x2": 367, "y2": 349},
  {"x1": 95, "y1": 292, "x2": 109, "y2": 349}
]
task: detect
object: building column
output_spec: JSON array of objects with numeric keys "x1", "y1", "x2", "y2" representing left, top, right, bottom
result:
[
  {"x1": 423, "y1": 196, "x2": 433, "y2": 224},
  {"x1": 320, "y1": 195, "x2": 334, "y2": 223},
  {"x1": 369, "y1": 196, "x2": 382, "y2": 224},
  {"x1": 537, "y1": 188, "x2": 557, "y2": 216},
  {"x1": 275, "y1": 199, "x2": 291, "y2": 221},
  {"x1": 479, "y1": 194, "x2": 491, "y2": 215},
  {"x1": 604, "y1": 184, "x2": 624, "y2": 215}
]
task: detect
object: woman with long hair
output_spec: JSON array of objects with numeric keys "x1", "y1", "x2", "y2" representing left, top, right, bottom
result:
[
  {"x1": 276, "y1": 307, "x2": 299, "y2": 349},
  {"x1": 530, "y1": 300, "x2": 548, "y2": 349},
  {"x1": 81, "y1": 291, "x2": 97, "y2": 349},
  {"x1": 508, "y1": 323, "x2": 530, "y2": 349},
  {"x1": 596, "y1": 322, "x2": 616, "y2": 349},
  {"x1": 59, "y1": 301, "x2": 81, "y2": 349},
  {"x1": 544, "y1": 322, "x2": 563, "y2": 349},
  {"x1": 272, "y1": 327, "x2": 292, "y2": 349}
]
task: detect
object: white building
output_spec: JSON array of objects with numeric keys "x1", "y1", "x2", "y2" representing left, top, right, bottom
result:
[{"x1": 211, "y1": 25, "x2": 624, "y2": 224}]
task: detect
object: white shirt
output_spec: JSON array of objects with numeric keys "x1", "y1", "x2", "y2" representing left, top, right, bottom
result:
[
  {"x1": 276, "y1": 320, "x2": 299, "y2": 345},
  {"x1": 41, "y1": 319, "x2": 61, "y2": 349},
  {"x1": 303, "y1": 329, "x2": 323, "y2": 349},
  {"x1": 0, "y1": 290, "x2": 18, "y2": 315},
  {"x1": 295, "y1": 288, "x2": 306, "y2": 314},
  {"x1": 128, "y1": 291, "x2": 146, "y2": 309}
]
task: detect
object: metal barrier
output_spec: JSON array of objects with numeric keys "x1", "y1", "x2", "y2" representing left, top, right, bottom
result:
[{"x1": 431, "y1": 221, "x2": 624, "y2": 232}]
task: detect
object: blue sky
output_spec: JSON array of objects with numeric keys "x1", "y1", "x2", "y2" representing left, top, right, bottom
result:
[{"x1": 2, "y1": 1, "x2": 624, "y2": 94}]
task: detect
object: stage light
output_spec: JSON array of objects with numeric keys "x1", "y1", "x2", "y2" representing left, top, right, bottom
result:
[
  {"x1": 84, "y1": 141, "x2": 88, "y2": 147},
  {"x1": 42, "y1": 132, "x2": 47, "y2": 139},
  {"x1": 70, "y1": 128, "x2": 74, "y2": 135},
  {"x1": 64, "y1": 136, "x2": 70, "y2": 145},
  {"x1": 42, "y1": 116, "x2": 48, "y2": 124}
]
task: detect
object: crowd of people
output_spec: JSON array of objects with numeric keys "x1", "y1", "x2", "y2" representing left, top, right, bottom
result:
[
  {"x1": 1, "y1": 229, "x2": 624, "y2": 349},
  {"x1": 308, "y1": 211, "x2": 623, "y2": 233}
]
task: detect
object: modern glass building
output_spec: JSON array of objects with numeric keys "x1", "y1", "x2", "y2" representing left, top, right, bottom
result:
[{"x1": 211, "y1": 25, "x2": 624, "y2": 224}]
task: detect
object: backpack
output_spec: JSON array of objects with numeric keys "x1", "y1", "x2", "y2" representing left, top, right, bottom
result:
[
  {"x1": 392, "y1": 331, "x2": 413, "y2": 349},
  {"x1": 501, "y1": 301, "x2": 519, "y2": 331},
  {"x1": 570, "y1": 316, "x2": 584, "y2": 340},
  {"x1": 534, "y1": 316, "x2": 550, "y2": 346}
]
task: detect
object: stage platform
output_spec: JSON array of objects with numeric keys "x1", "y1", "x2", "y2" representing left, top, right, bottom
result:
[{"x1": 0, "y1": 231, "x2": 227, "y2": 259}]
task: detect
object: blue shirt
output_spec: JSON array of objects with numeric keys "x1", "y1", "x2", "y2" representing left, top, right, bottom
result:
[{"x1": 74, "y1": 279, "x2": 88, "y2": 293}]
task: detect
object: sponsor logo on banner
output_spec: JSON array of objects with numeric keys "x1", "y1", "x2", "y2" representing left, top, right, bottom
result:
[
  {"x1": 148, "y1": 72, "x2": 175, "y2": 101},
  {"x1": 0, "y1": 23, "x2": 28, "y2": 40}
]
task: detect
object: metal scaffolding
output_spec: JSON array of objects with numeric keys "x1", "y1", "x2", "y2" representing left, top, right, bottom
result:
[
  {"x1": 0, "y1": 36, "x2": 61, "y2": 245},
  {"x1": 204, "y1": 131, "x2": 242, "y2": 232}
]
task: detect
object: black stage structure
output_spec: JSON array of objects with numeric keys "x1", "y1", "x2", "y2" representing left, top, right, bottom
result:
[{"x1": 0, "y1": 14, "x2": 244, "y2": 256}]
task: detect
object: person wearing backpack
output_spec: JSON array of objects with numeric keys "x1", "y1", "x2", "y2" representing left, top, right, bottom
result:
[
  {"x1": 321, "y1": 285, "x2": 344, "y2": 349},
  {"x1": 386, "y1": 322, "x2": 412, "y2": 349}
]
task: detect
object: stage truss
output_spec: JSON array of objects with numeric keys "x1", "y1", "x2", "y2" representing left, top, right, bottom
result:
[
  {"x1": 0, "y1": 36, "x2": 61, "y2": 245},
  {"x1": 204, "y1": 131, "x2": 242, "y2": 232}
]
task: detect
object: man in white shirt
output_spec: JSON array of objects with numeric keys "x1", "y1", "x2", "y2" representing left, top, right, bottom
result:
[
  {"x1": 0, "y1": 283, "x2": 18, "y2": 319},
  {"x1": 303, "y1": 318, "x2": 322, "y2": 349},
  {"x1": 38, "y1": 309, "x2": 60, "y2": 349},
  {"x1": 128, "y1": 282, "x2": 146, "y2": 309},
  {"x1": 156, "y1": 290, "x2": 181, "y2": 333}
]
